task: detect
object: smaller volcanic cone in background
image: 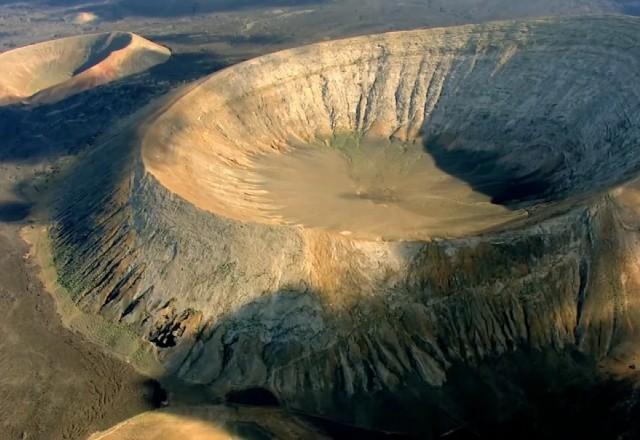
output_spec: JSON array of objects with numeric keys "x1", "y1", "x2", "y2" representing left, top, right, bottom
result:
[
  {"x1": 0, "y1": 32, "x2": 170, "y2": 106},
  {"x1": 73, "y1": 12, "x2": 99, "y2": 25}
]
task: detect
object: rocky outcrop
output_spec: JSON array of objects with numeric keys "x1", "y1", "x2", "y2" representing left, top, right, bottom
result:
[{"x1": 51, "y1": 16, "x2": 640, "y2": 436}]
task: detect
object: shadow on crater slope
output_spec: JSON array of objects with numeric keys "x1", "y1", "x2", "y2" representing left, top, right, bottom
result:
[
  {"x1": 415, "y1": 19, "x2": 640, "y2": 210},
  {"x1": 0, "y1": 201, "x2": 30, "y2": 222},
  {"x1": 0, "y1": 51, "x2": 227, "y2": 163},
  {"x1": 79, "y1": 282, "x2": 640, "y2": 439},
  {"x1": 423, "y1": 133, "x2": 559, "y2": 207}
]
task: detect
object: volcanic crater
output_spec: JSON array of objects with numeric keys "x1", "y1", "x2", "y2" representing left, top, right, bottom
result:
[
  {"x1": 142, "y1": 16, "x2": 640, "y2": 240},
  {"x1": 52, "y1": 15, "x2": 640, "y2": 436}
]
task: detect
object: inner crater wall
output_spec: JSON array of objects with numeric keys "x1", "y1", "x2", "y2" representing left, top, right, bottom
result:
[{"x1": 143, "y1": 16, "x2": 640, "y2": 225}]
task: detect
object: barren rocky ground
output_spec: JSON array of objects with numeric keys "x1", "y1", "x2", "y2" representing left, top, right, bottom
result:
[{"x1": 0, "y1": 222, "x2": 157, "y2": 440}]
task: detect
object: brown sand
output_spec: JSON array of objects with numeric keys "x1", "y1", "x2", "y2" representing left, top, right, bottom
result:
[
  {"x1": 252, "y1": 137, "x2": 520, "y2": 240},
  {"x1": 0, "y1": 223, "x2": 155, "y2": 440}
]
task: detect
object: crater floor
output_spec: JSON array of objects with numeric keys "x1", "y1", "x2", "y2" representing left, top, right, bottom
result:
[{"x1": 252, "y1": 136, "x2": 522, "y2": 240}]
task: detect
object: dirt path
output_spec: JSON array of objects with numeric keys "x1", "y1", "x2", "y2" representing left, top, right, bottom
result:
[{"x1": 0, "y1": 222, "x2": 155, "y2": 440}]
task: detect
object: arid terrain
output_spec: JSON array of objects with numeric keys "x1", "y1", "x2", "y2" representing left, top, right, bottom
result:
[
  {"x1": 2, "y1": 1, "x2": 640, "y2": 440},
  {"x1": 0, "y1": 225, "x2": 152, "y2": 440}
]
